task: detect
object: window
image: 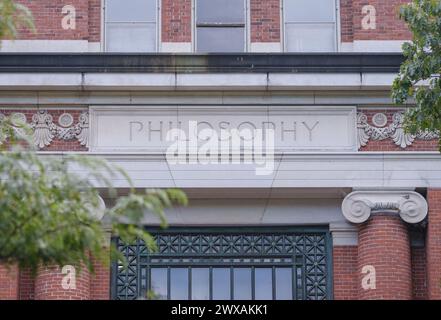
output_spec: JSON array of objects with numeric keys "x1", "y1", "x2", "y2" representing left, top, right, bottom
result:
[
  {"x1": 196, "y1": 0, "x2": 247, "y2": 52},
  {"x1": 283, "y1": 0, "x2": 337, "y2": 52},
  {"x1": 113, "y1": 228, "x2": 331, "y2": 300},
  {"x1": 105, "y1": 0, "x2": 158, "y2": 52}
]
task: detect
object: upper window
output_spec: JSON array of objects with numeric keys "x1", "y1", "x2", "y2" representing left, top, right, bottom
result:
[
  {"x1": 105, "y1": 0, "x2": 158, "y2": 52},
  {"x1": 283, "y1": 0, "x2": 337, "y2": 52},
  {"x1": 196, "y1": 0, "x2": 247, "y2": 52}
]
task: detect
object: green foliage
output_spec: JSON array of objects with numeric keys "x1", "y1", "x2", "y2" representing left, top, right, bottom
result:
[
  {"x1": 0, "y1": 117, "x2": 187, "y2": 273},
  {"x1": 0, "y1": 0, "x2": 35, "y2": 40},
  {"x1": 392, "y1": 0, "x2": 441, "y2": 145}
]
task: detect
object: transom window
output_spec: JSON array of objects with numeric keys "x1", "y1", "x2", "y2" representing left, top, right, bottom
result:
[
  {"x1": 283, "y1": 0, "x2": 337, "y2": 52},
  {"x1": 196, "y1": 0, "x2": 247, "y2": 52},
  {"x1": 104, "y1": 0, "x2": 158, "y2": 52},
  {"x1": 112, "y1": 228, "x2": 331, "y2": 300}
]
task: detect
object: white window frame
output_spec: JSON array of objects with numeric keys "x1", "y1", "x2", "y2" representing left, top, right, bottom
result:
[
  {"x1": 102, "y1": 0, "x2": 161, "y2": 52},
  {"x1": 193, "y1": 0, "x2": 250, "y2": 53},
  {"x1": 281, "y1": 0, "x2": 339, "y2": 52}
]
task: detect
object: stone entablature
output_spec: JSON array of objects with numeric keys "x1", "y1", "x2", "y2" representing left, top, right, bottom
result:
[{"x1": 0, "y1": 107, "x2": 440, "y2": 152}]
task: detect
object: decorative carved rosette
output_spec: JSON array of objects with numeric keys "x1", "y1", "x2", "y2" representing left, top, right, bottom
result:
[
  {"x1": 342, "y1": 190, "x2": 428, "y2": 224},
  {"x1": 357, "y1": 111, "x2": 439, "y2": 149},
  {"x1": 0, "y1": 110, "x2": 89, "y2": 149}
]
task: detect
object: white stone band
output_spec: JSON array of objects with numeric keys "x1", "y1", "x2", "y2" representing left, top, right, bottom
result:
[{"x1": 342, "y1": 190, "x2": 428, "y2": 224}]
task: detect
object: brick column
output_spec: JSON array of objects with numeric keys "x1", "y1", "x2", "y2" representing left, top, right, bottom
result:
[
  {"x1": 358, "y1": 214, "x2": 411, "y2": 299},
  {"x1": 427, "y1": 189, "x2": 441, "y2": 299},
  {"x1": 342, "y1": 190, "x2": 428, "y2": 300},
  {"x1": 0, "y1": 264, "x2": 19, "y2": 300},
  {"x1": 34, "y1": 265, "x2": 90, "y2": 300}
]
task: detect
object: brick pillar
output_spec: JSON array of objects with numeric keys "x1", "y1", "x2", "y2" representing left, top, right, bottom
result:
[
  {"x1": 358, "y1": 214, "x2": 412, "y2": 300},
  {"x1": 427, "y1": 189, "x2": 441, "y2": 299},
  {"x1": 0, "y1": 264, "x2": 19, "y2": 299},
  {"x1": 342, "y1": 190, "x2": 428, "y2": 300},
  {"x1": 34, "y1": 265, "x2": 90, "y2": 300}
]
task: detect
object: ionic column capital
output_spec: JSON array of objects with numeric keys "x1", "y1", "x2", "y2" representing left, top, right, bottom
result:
[{"x1": 342, "y1": 190, "x2": 428, "y2": 224}]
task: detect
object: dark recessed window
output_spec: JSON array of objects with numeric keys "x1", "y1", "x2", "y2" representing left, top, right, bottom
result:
[{"x1": 196, "y1": 0, "x2": 246, "y2": 52}]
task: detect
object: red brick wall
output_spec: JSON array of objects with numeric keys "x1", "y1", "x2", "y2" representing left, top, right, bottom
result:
[
  {"x1": 161, "y1": 0, "x2": 191, "y2": 42},
  {"x1": 89, "y1": 0, "x2": 102, "y2": 42},
  {"x1": 250, "y1": 0, "x2": 280, "y2": 42},
  {"x1": 358, "y1": 214, "x2": 412, "y2": 299},
  {"x1": 427, "y1": 189, "x2": 441, "y2": 299},
  {"x1": 14, "y1": 1, "x2": 92, "y2": 41},
  {"x1": 7, "y1": 1, "x2": 415, "y2": 45},
  {"x1": 90, "y1": 257, "x2": 111, "y2": 300},
  {"x1": 411, "y1": 247, "x2": 427, "y2": 299},
  {"x1": 340, "y1": 0, "x2": 354, "y2": 42},
  {"x1": 352, "y1": 0, "x2": 411, "y2": 41},
  {"x1": 0, "y1": 264, "x2": 19, "y2": 299},
  {"x1": 18, "y1": 268, "x2": 35, "y2": 300},
  {"x1": 333, "y1": 246, "x2": 358, "y2": 300}
]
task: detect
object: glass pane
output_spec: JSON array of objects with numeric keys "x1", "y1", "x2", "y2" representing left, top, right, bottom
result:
[
  {"x1": 192, "y1": 268, "x2": 210, "y2": 300},
  {"x1": 197, "y1": 27, "x2": 244, "y2": 52},
  {"x1": 296, "y1": 267, "x2": 303, "y2": 299},
  {"x1": 107, "y1": 0, "x2": 156, "y2": 22},
  {"x1": 285, "y1": 23, "x2": 336, "y2": 52},
  {"x1": 197, "y1": 0, "x2": 245, "y2": 24},
  {"x1": 275, "y1": 268, "x2": 292, "y2": 300},
  {"x1": 213, "y1": 268, "x2": 230, "y2": 300},
  {"x1": 284, "y1": 0, "x2": 335, "y2": 22},
  {"x1": 170, "y1": 268, "x2": 188, "y2": 300},
  {"x1": 255, "y1": 268, "x2": 272, "y2": 300},
  {"x1": 106, "y1": 23, "x2": 156, "y2": 52},
  {"x1": 233, "y1": 268, "x2": 251, "y2": 300},
  {"x1": 150, "y1": 268, "x2": 167, "y2": 300}
]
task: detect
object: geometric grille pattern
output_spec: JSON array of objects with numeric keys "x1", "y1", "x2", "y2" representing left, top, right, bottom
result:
[{"x1": 113, "y1": 228, "x2": 331, "y2": 300}]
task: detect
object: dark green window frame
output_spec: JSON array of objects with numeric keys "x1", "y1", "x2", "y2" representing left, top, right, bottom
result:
[{"x1": 111, "y1": 226, "x2": 333, "y2": 300}]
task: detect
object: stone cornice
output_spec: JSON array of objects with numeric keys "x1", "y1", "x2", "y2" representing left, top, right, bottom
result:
[{"x1": 0, "y1": 53, "x2": 404, "y2": 73}]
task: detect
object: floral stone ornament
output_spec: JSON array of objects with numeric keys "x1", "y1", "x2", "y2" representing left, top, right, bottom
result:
[
  {"x1": 0, "y1": 110, "x2": 89, "y2": 149},
  {"x1": 357, "y1": 111, "x2": 439, "y2": 149}
]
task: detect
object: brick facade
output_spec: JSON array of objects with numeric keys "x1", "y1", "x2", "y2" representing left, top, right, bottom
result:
[
  {"x1": 250, "y1": 0, "x2": 280, "y2": 43},
  {"x1": 340, "y1": 0, "x2": 354, "y2": 43},
  {"x1": 2, "y1": 0, "x2": 411, "y2": 49},
  {"x1": 18, "y1": 268, "x2": 35, "y2": 300},
  {"x1": 161, "y1": 0, "x2": 192, "y2": 42},
  {"x1": 90, "y1": 257, "x2": 111, "y2": 300},
  {"x1": 333, "y1": 246, "x2": 358, "y2": 300},
  {"x1": 0, "y1": 0, "x2": 438, "y2": 302},
  {"x1": 427, "y1": 189, "x2": 441, "y2": 299},
  {"x1": 352, "y1": 0, "x2": 412, "y2": 41},
  {"x1": 411, "y1": 247, "x2": 428, "y2": 299},
  {"x1": 0, "y1": 264, "x2": 19, "y2": 299},
  {"x1": 15, "y1": 0, "x2": 96, "y2": 41}
]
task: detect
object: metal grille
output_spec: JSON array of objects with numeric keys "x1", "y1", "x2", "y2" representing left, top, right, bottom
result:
[{"x1": 112, "y1": 228, "x2": 332, "y2": 300}]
